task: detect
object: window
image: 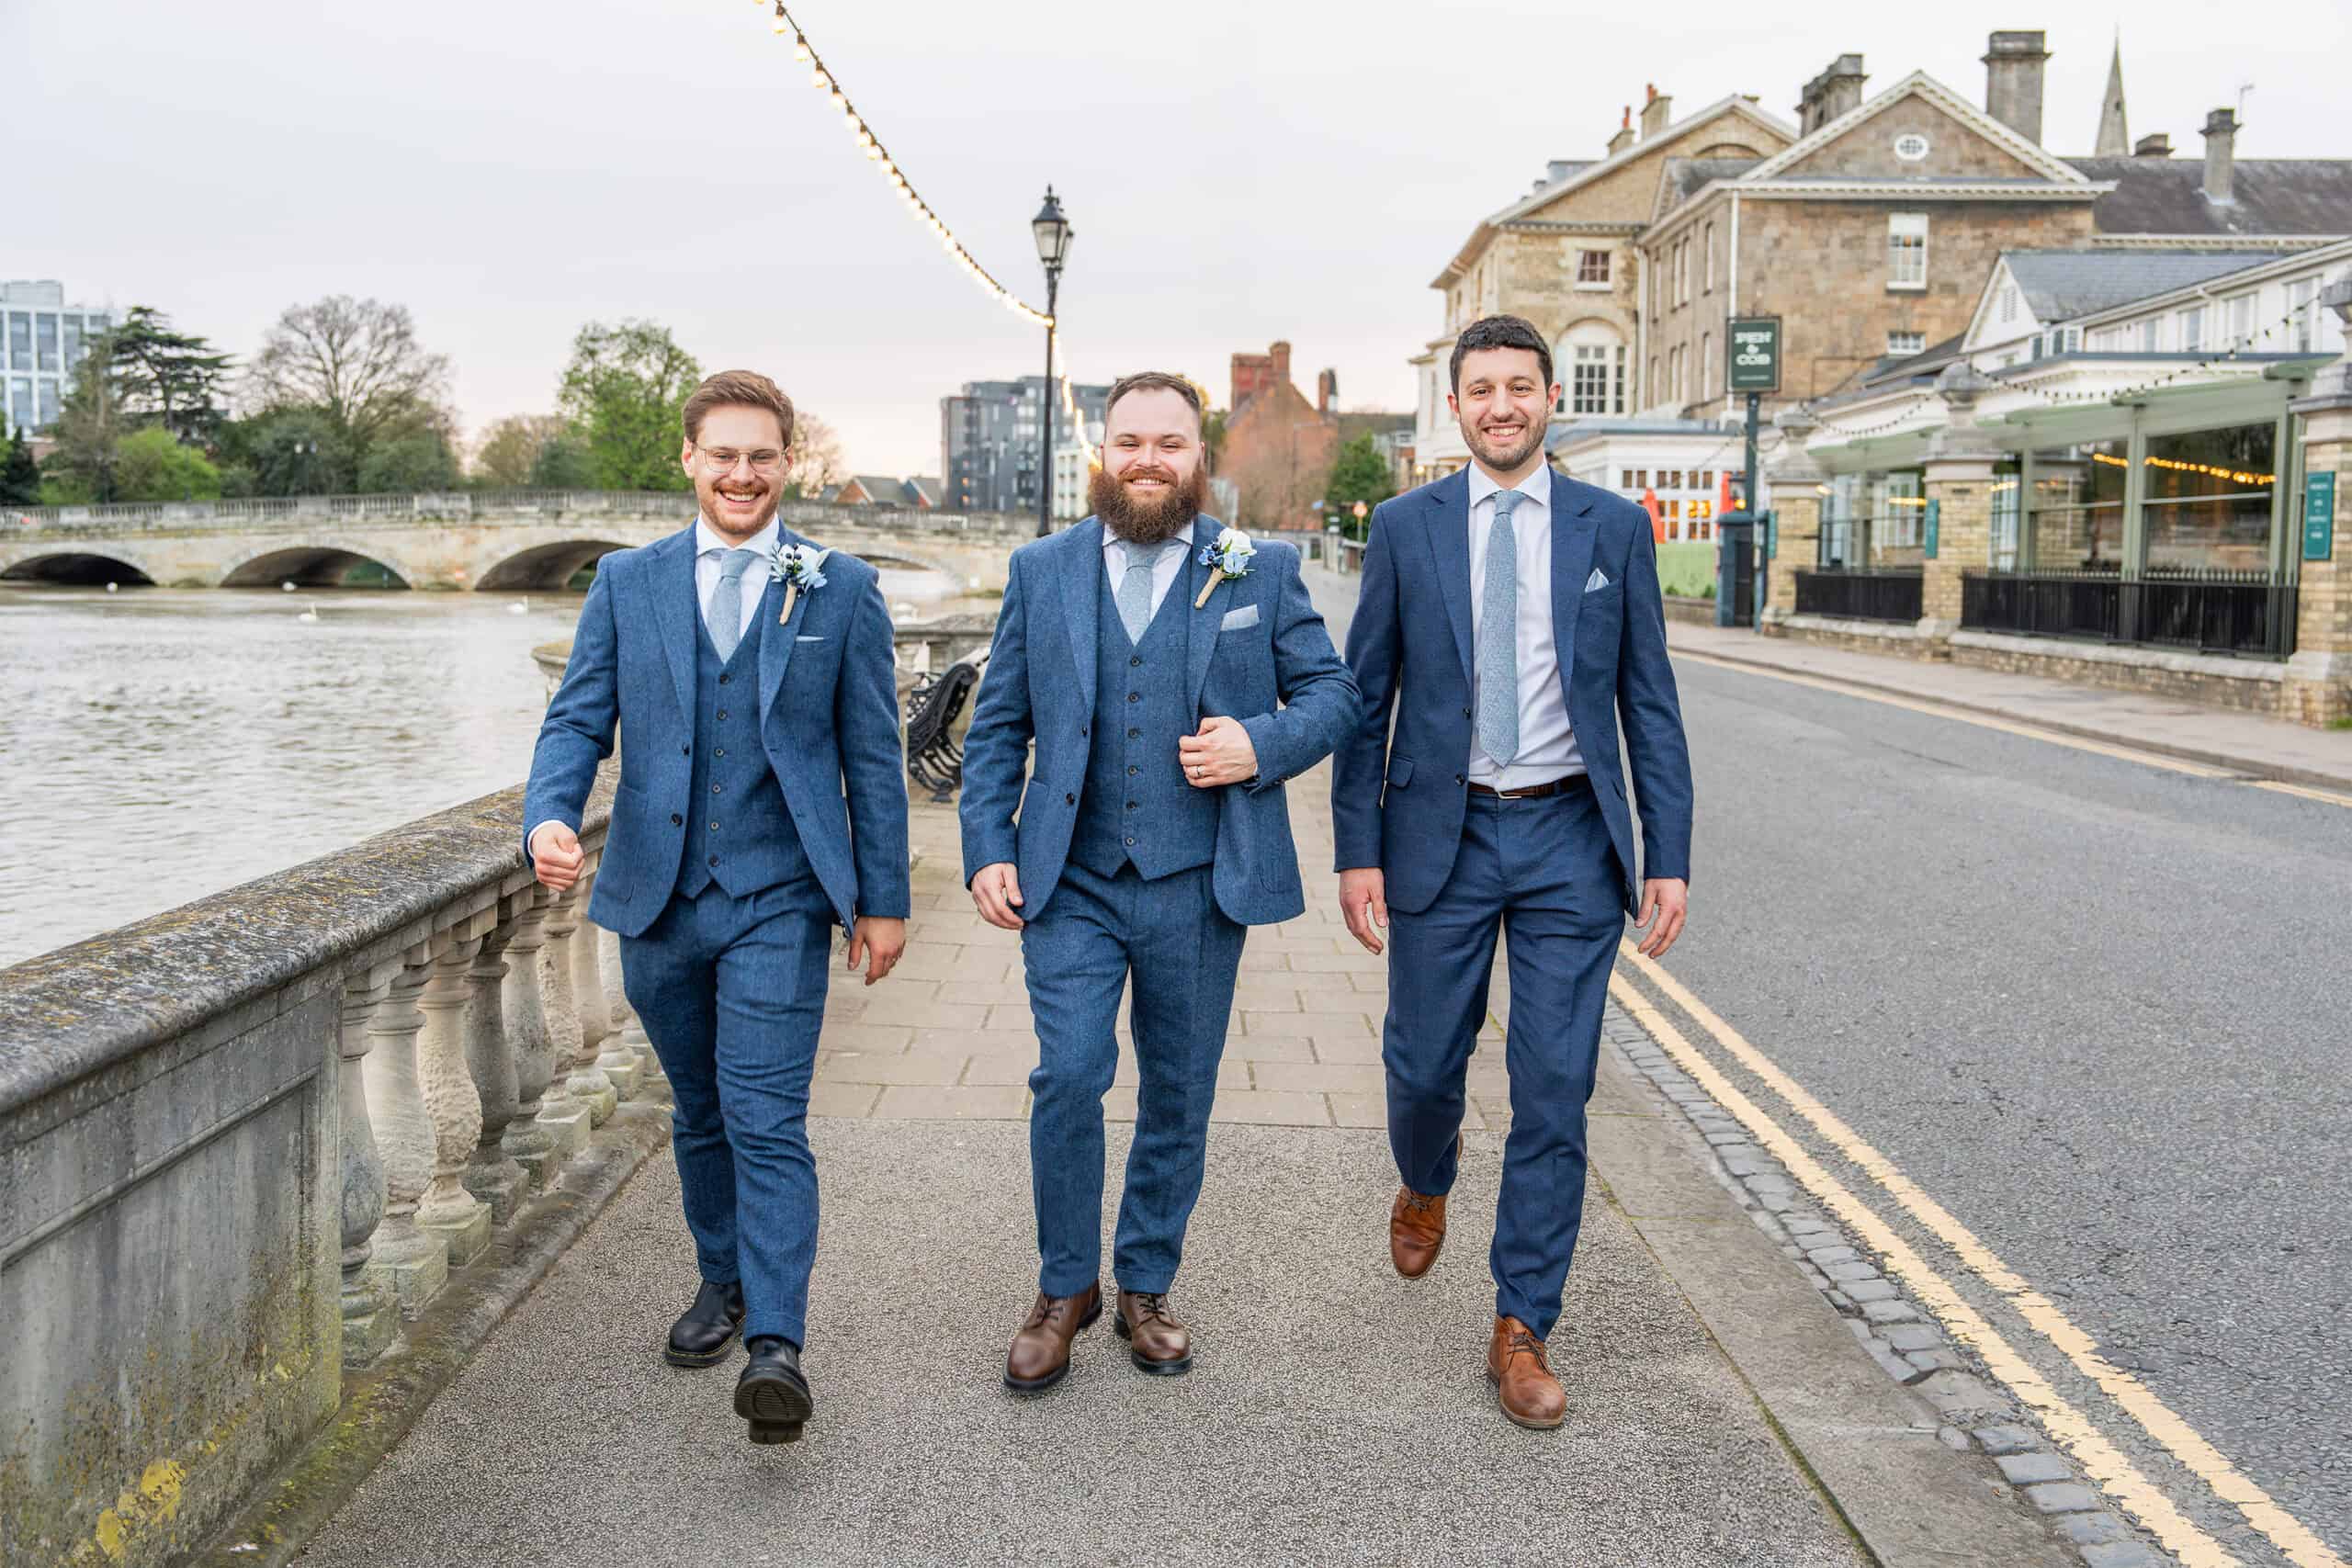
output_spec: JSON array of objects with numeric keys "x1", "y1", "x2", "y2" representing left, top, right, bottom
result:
[
  {"x1": 1999, "y1": 286, "x2": 2018, "y2": 323},
  {"x1": 1700, "y1": 333, "x2": 1713, "y2": 396},
  {"x1": 1889, "y1": 331, "x2": 1926, "y2": 355},
  {"x1": 1676, "y1": 241, "x2": 1690, "y2": 306},
  {"x1": 1557, "y1": 326, "x2": 1626, "y2": 416},
  {"x1": 1894, "y1": 132, "x2": 1931, "y2": 161},
  {"x1": 36, "y1": 379, "x2": 61, "y2": 430},
  {"x1": 6, "y1": 313, "x2": 28, "y2": 372},
  {"x1": 1703, "y1": 223, "x2": 1716, "y2": 292},
  {"x1": 2224, "y1": 292, "x2": 2255, "y2": 349},
  {"x1": 2178, "y1": 306, "x2": 2206, "y2": 353},
  {"x1": 1888, "y1": 214, "x2": 1928, "y2": 290},
  {"x1": 1621, "y1": 468, "x2": 1637, "y2": 488},
  {"x1": 2026, "y1": 441, "x2": 2127, "y2": 569},
  {"x1": 62, "y1": 319, "x2": 82, "y2": 369},
  {"x1": 1633, "y1": 469, "x2": 1648, "y2": 489},
  {"x1": 2290, "y1": 277, "x2": 2317, "y2": 351},
  {"x1": 1866, "y1": 470, "x2": 1928, "y2": 565},
  {"x1": 35, "y1": 315, "x2": 58, "y2": 373},
  {"x1": 2139, "y1": 318, "x2": 2161, "y2": 353},
  {"x1": 1699, "y1": 470, "x2": 1714, "y2": 491},
  {"x1": 1664, "y1": 469, "x2": 1683, "y2": 490},
  {"x1": 1577, "y1": 250, "x2": 1611, "y2": 286},
  {"x1": 2141, "y1": 422, "x2": 2278, "y2": 572},
  {"x1": 1648, "y1": 357, "x2": 1658, "y2": 403}
]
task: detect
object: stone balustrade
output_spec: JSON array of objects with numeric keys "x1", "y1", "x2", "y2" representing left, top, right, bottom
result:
[{"x1": 0, "y1": 770, "x2": 650, "y2": 1568}]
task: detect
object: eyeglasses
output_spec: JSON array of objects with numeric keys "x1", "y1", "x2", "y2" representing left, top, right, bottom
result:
[{"x1": 696, "y1": 447, "x2": 786, "y2": 475}]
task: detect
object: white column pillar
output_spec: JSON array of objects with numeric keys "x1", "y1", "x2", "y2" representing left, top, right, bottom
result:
[
  {"x1": 462, "y1": 907, "x2": 527, "y2": 1224},
  {"x1": 501, "y1": 889, "x2": 580, "y2": 1178},
  {"x1": 414, "y1": 923, "x2": 492, "y2": 1267},
  {"x1": 547, "y1": 876, "x2": 617, "y2": 1125},
  {"x1": 535, "y1": 884, "x2": 601, "y2": 1145},
  {"x1": 339, "y1": 965, "x2": 401, "y2": 1365},
  {"x1": 576, "y1": 861, "x2": 639, "y2": 1100},
  {"x1": 361, "y1": 952, "x2": 449, "y2": 1318}
]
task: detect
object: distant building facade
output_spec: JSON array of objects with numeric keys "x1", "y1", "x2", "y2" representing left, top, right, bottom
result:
[
  {"x1": 3, "y1": 280, "x2": 113, "y2": 438},
  {"x1": 939, "y1": 376, "x2": 1108, "y2": 518},
  {"x1": 1220, "y1": 340, "x2": 1339, "y2": 531}
]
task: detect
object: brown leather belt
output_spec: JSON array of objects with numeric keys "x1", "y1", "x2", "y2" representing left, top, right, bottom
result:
[{"x1": 1466, "y1": 773, "x2": 1590, "y2": 800}]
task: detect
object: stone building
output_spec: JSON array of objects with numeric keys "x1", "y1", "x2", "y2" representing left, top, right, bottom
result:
[{"x1": 1220, "y1": 340, "x2": 1339, "y2": 531}]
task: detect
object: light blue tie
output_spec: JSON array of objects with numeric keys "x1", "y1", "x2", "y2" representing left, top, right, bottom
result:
[
  {"x1": 1476, "y1": 490, "x2": 1524, "y2": 768},
  {"x1": 1115, "y1": 538, "x2": 1163, "y2": 644},
  {"x1": 707, "y1": 547, "x2": 761, "y2": 661}
]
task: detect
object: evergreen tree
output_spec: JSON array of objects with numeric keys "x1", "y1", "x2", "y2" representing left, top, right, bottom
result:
[{"x1": 0, "y1": 427, "x2": 40, "y2": 505}]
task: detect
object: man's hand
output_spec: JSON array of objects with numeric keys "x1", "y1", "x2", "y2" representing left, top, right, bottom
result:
[
  {"x1": 1338, "y1": 867, "x2": 1388, "y2": 956},
  {"x1": 846, "y1": 917, "x2": 906, "y2": 987},
  {"x1": 529, "y1": 822, "x2": 585, "y2": 893},
  {"x1": 1634, "y1": 877, "x2": 1689, "y2": 959},
  {"x1": 970, "y1": 862, "x2": 1025, "y2": 931},
  {"x1": 1179, "y1": 715, "x2": 1259, "y2": 789}
]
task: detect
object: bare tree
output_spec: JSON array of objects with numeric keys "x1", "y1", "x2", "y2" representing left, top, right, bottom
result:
[
  {"x1": 247, "y1": 296, "x2": 450, "y2": 449},
  {"x1": 471, "y1": 413, "x2": 571, "y2": 487},
  {"x1": 784, "y1": 409, "x2": 850, "y2": 497}
]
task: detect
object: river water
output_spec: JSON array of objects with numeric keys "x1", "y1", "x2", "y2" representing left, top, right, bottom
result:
[{"x1": 0, "y1": 583, "x2": 591, "y2": 968}]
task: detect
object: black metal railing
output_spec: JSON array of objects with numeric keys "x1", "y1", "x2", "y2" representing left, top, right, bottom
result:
[
  {"x1": 1794, "y1": 569, "x2": 1924, "y2": 623},
  {"x1": 1961, "y1": 570, "x2": 2296, "y2": 659}
]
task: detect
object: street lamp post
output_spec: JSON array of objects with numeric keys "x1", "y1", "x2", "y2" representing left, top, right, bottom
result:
[{"x1": 1031, "y1": 186, "x2": 1074, "y2": 537}]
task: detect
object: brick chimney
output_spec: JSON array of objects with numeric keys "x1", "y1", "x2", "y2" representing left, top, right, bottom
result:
[
  {"x1": 1608, "y1": 106, "x2": 1635, "y2": 156},
  {"x1": 2201, "y1": 108, "x2": 2238, "y2": 202},
  {"x1": 1982, "y1": 30, "x2": 2050, "y2": 145},
  {"x1": 1269, "y1": 340, "x2": 1292, "y2": 390},
  {"x1": 1229, "y1": 349, "x2": 1272, "y2": 411},
  {"x1": 2134, "y1": 131, "x2": 2171, "y2": 158},
  {"x1": 1316, "y1": 368, "x2": 1338, "y2": 414},
  {"x1": 1639, "y1": 84, "x2": 1672, "y2": 140}
]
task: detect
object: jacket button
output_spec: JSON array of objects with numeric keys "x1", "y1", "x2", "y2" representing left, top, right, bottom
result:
[
  {"x1": 681, "y1": 745, "x2": 690, "y2": 756},
  {"x1": 714, "y1": 748, "x2": 725, "y2": 758},
  {"x1": 719, "y1": 673, "x2": 730, "y2": 685},
  {"x1": 1455, "y1": 773, "x2": 1465, "y2": 785},
  {"x1": 1127, "y1": 693, "x2": 1140, "y2": 703},
  {"x1": 1130, "y1": 656, "x2": 1141, "y2": 667},
  {"x1": 1463, "y1": 706, "x2": 1473, "y2": 717},
  {"x1": 1126, "y1": 765, "x2": 1137, "y2": 775},
  {"x1": 671, "y1": 813, "x2": 682, "y2": 826},
  {"x1": 1080, "y1": 727, "x2": 1088, "y2": 738},
  {"x1": 1065, "y1": 793, "x2": 1075, "y2": 805},
  {"x1": 711, "y1": 784, "x2": 723, "y2": 794},
  {"x1": 1126, "y1": 800, "x2": 1139, "y2": 810},
  {"x1": 1128, "y1": 728, "x2": 1139, "y2": 739},
  {"x1": 1125, "y1": 837, "x2": 1136, "y2": 846},
  {"x1": 708, "y1": 855, "x2": 718, "y2": 867}
]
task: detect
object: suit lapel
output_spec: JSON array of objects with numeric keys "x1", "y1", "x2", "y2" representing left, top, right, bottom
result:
[
  {"x1": 1421, "y1": 470, "x2": 1475, "y2": 688},
  {"x1": 1058, "y1": 518, "x2": 1104, "y2": 715},
  {"x1": 1549, "y1": 472, "x2": 1599, "y2": 696},
  {"x1": 755, "y1": 560, "x2": 800, "y2": 722},
  {"x1": 1182, "y1": 533, "x2": 1218, "y2": 717},
  {"x1": 650, "y1": 525, "x2": 700, "y2": 726}
]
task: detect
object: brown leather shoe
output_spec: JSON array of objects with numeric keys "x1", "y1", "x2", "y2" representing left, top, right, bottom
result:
[
  {"x1": 1487, "y1": 1314, "x2": 1566, "y2": 1430},
  {"x1": 1114, "y1": 1290, "x2": 1193, "y2": 1376},
  {"x1": 1389, "y1": 1134, "x2": 1463, "y2": 1279},
  {"x1": 1004, "y1": 1284, "x2": 1101, "y2": 1393}
]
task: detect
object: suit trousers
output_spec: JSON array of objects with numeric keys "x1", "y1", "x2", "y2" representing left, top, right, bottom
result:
[
  {"x1": 1021, "y1": 858, "x2": 1247, "y2": 1298},
  {"x1": 1382, "y1": 781, "x2": 1623, "y2": 1339},
  {"x1": 620, "y1": 876, "x2": 834, "y2": 1348}
]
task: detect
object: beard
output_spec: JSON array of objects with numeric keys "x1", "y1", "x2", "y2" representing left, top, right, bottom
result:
[
  {"x1": 1091, "y1": 462, "x2": 1206, "y2": 546},
  {"x1": 1463, "y1": 417, "x2": 1546, "y2": 474}
]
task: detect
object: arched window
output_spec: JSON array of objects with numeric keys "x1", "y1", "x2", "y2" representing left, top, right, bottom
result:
[{"x1": 1556, "y1": 321, "x2": 1627, "y2": 417}]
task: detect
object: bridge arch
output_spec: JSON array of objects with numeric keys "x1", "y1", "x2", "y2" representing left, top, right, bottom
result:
[
  {"x1": 475, "y1": 538, "x2": 629, "y2": 592},
  {"x1": 220, "y1": 546, "x2": 412, "y2": 590},
  {"x1": 0, "y1": 550, "x2": 161, "y2": 587}
]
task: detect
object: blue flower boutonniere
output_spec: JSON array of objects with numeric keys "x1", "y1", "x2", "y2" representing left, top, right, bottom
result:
[
  {"x1": 768, "y1": 542, "x2": 831, "y2": 624},
  {"x1": 1193, "y1": 525, "x2": 1257, "y2": 609}
]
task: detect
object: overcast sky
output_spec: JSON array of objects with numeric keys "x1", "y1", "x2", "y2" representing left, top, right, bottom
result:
[{"x1": 15, "y1": 1, "x2": 2342, "y2": 476}]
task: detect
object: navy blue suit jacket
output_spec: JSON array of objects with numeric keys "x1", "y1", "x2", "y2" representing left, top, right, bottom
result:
[
  {"x1": 1330, "y1": 468, "x2": 1692, "y2": 916},
  {"x1": 958, "y1": 518, "x2": 1360, "y2": 927},
  {"x1": 522, "y1": 523, "x2": 911, "y2": 938}
]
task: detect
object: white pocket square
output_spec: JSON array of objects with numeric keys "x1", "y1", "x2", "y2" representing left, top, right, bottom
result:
[
  {"x1": 1584, "y1": 568, "x2": 1611, "y2": 593},
  {"x1": 795, "y1": 635, "x2": 826, "y2": 642},
  {"x1": 1218, "y1": 604, "x2": 1261, "y2": 632}
]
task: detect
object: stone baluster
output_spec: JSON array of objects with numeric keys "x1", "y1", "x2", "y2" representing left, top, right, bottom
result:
[
  {"x1": 339, "y1": 964, "x2": 401, "y2": 1365},
  {"x1": 578, "y1": 862, "x2": 640, "y2": 1100},
  {"x1": 535, "y1": 882, "x2": 602, "y2": 1144},
  {"x1": 548, "y1": 863, "x2": 617, "y2": 1124},
  {"x1": 361, "y1": 951, "x2": 449, "y2": 1318},
  {"x1": 501, "y1": 887, "x2": 580, "y2": 1178},
  {"x1": 601, "y1": 921, "x2": 662, "y2": 1088},
  {"x1": 414, "y1": 920, "x2": 492, "y2": 1266},
  {"x1": 462, "y1": 904, "x2": 526, "y2": 1224}
]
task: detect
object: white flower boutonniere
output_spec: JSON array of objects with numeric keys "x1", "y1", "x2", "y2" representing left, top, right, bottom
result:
[
  {"x1": 769, "y1": 543, "x2": 831, "y2": 624},
  {"x1": 1193, "y1": 525, "x2": 1257, "y2": 609}
]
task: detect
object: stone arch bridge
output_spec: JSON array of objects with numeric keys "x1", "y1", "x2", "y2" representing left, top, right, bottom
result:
[{"x1": 0, "y1": 490, "x2": 1027, "y2": 593}]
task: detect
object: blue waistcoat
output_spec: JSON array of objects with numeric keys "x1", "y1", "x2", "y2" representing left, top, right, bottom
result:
[
  {"x1": 675, "y1": 600, "x2": 814, "y2": 900},
  {"x1": 1069, "y1": 559, "x2": 1217, "y2": 881}
]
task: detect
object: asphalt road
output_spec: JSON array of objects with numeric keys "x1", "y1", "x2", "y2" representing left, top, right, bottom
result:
[{"x1": 1653, "y1": 653, "x2": 2352, "y2": 1565}]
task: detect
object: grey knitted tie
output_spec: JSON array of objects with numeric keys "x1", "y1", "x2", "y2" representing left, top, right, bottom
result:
[
  {"x1": 707, "y1": 547, "x2": 761, "y2": 661},
  {"x1": 1114, "y1": 538, "x2": 1162, "y2": 644},
  {"x1": 1476, "y1": 490, "x2": 1524, "y2": 768}
]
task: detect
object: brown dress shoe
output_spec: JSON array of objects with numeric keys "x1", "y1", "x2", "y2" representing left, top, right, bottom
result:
[
  {"x1": 1004, "y1": 1284, "x2": 1101, "y2": 1393},
  {"x1": 1114, "y1": 1290, "x2": 1193, "y2": 1375},
  {"x1": 1389, "y1": 1134, "x2": 1463, "y2": 1279},
  {"x1": 1487, "y1": 1315, "x2": 1566, "y2": 1430}
]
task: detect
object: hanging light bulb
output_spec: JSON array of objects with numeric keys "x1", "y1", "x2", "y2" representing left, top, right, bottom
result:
[
  {"x1": 771, "y1": 7, "x2": 788, "y2": 33},
  {"x1": 792, "y1": 33, "x2": 810, "y2": 61},
  {"x1": 812, "y1": 68, "x2": 829, "y2": 89}
]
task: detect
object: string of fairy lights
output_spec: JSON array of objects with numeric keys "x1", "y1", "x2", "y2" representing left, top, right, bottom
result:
[{"x1": 756, "y1": 3, "x2": 1096, "y2": 468}]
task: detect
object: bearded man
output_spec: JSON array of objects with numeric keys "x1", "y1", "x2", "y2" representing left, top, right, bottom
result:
[{"x1": 958, "y1": 370, "x2": 1358, "y2": 1393}]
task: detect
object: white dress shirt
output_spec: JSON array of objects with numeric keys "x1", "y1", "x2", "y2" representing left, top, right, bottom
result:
[
  {"x1": 1464, "y1": 464, "x2": 1584, "y2": 789},
  {"x1": 1100, "y1": 520, "x2": 1195, "y2": 622},
  {"x1": 695, "y1": 513, "x2": 781, "y2": 644}
]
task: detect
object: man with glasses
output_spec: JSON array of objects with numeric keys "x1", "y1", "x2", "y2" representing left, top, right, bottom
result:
[{"x1": 524, "y1": 369, "x2": 910, "y2": 1446}]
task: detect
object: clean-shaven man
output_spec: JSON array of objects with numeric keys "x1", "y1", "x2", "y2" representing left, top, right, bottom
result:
[
  {"x1": 524, "y1": 369, "x2": 909, "y2": 1447},
  {"x1": 1332, "y1": 314, "x2": 1693, "y2": 1429},
  {"x1": 960, "y1": 370, "x2": 1359, "y2": 1393}
]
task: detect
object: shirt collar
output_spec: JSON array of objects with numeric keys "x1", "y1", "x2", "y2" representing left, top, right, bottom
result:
[
  {"x1": 1466, "y1": 461, "x2": 1551, "y2": 512},
  {"x1": 694, "y1": 513, "x2": 782, "y2": 558},
  {"x1": 1101, "y1": 519, "x2": 1196, "y2": 558}
]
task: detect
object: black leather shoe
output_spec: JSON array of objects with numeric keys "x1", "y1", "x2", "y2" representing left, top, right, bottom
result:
[
  {"x1": 735, "y1": 1337, "x2": 814, "y2": 1446},
  {"x1": 663, "y1": 1279, "x2": 744, "y2": 1368}
]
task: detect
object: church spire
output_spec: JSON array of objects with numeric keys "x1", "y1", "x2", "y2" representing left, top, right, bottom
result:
[{"x1": 2095, "y1": 34, "x2": 2131, "y2": 156}]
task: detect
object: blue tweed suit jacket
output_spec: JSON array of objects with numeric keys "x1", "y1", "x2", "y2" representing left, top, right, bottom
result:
[
  {"x1": 959, "y1": 518, "x2": 1360, "y2": 927},
  {"x1": 522, "y1": 523, "x2": 911, "y2": 938},
  {"x1": 1330, "y1": 468, "x2": 1693, "y2": 916}
]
